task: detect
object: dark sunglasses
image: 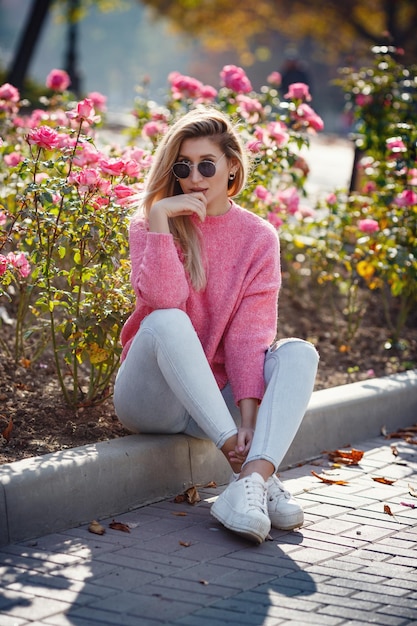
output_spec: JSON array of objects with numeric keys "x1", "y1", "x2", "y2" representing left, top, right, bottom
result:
[{"x1": 172, "y1": 154, "x2": 225, "y2": 179}]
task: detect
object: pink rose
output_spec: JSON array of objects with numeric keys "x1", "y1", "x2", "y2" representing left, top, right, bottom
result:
[
  {"x1": 4, "y1": 152, "x2": 23, "y2": 167},
  {"x1": 27, "y1": 126, "x2": 60, "y2": 150},
  {"x1": 0, "y1": 254, "x2": 7, "y2": 276},
  {"x1": 254, "y1": 185, "x2": 271, "y2": 202},
  {"x1": 169, "y1": 73, "x2": 203, "y2": 99},
  {"x1": 7, "y1": 252, "x2": 31, "y2": 278},
  {"x1": 267, "y1": 72, "x2": 282, "y2": 86},
  {"x1": 99, "y1": 157, "x2": 126, "y2": 177},
  {"x1": 86, "y1": 91, "x2": 107, "y2": 112},
  {"x1": 72, "y1": 144, "x2": 101, "y2": 167},
  {"x1": 395, "y1": 189, "x2": 417, "y2": 207},
  {"x1": 67, "y1": 98, "x2": 101, "y2": 125},
  {"x1": 267, "y1": 121, "x2": 289, "y2": 146},
  {"x1": 276, "y1": 187, "x2": 300, "y2": 214},
  {"x1": 326, "y1": 193, "x2": 337, "y2": 205},
  {"x1": 246, "y1": 139, "x2": 263, "y2": 153},
  {"x1": 220, "y1": 65, "x2": 252, "y2": 94},
  {"x1": 46, "y1": 69, "x2": 71, "y2": 92},
  {"x1": 358, "y1": 218, "x2": 379, "y2": 233},
  {"x1": 285, "y1": 82, "x2": 311, "y2": 101},
  {"x1": 0, "y1": 83, "x2": 20, "y2": 104},
  {"x1": 142, "y1": 120, "x2": 166, "y2": 140},
  {"x1": 386, "y1": 137, "x2": 407, "y2": 153},
  {"x1": 355, "y1": 93, "x2": 373, "y2": 107},
  {"x1": 123, "y1": 159, "x2": 141, "y2": 178},
  {"x1": 267, "y1": 212, "x2": 283, "y2": 229},
  {"x1": 199, "y1": 84, "x2": 218, "y2": 100},
  {"x1": 69, "y1": 168, "x2": 101, "y2": 193},
  {"x1": 295, "y1": 104, "x2": 324, "y2": 131},
  {"x1": 237, "y1": 95, "x2": 264, "y2": 122}
]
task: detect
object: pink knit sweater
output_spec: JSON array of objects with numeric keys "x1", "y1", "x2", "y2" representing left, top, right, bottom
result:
[{"x1": 120, "y1": 201, "x2": 281, "y2": 404}]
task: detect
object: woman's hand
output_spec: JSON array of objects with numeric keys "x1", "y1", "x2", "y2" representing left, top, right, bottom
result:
[
  {"x1": 149, "y1": 193, "x2": 207, "y2": 232},
  {"x1": 228, "y1": 426, "x2": 254, "y2": 468}
]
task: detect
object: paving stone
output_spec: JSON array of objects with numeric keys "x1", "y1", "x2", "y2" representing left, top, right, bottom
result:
[{"x1": 1, "y1": 433, "x2": 416, "y2": 626}]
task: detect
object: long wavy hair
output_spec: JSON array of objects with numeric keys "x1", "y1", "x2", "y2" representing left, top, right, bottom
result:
[{"x1": 139, "y1": 107, "x2": 250, "y2": 291}]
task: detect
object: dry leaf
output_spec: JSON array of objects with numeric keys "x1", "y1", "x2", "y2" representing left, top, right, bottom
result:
[
  {"x1": 204, "y1": 481, "x2": 217, "y2": 488},
  {"x1": 174, "y1": 485, "x2": 201, "y2": 505},
  {"x1": 88, "y1": 520, "x2": 106, "y2": 535},
  {"x1": 19, "y1": 357, "x2": 31, "y2": 368},
  {"x1": 327, "y1": 448, "x2": 364, "y2": 465},
  {"x1": 383, "y1": 504, "x2": 394, "y2": 516},
  {"x1": 311, "y1": 471, "x2": 348, "y2": 485},
  {"x1": 1, "y1": 417, "x2": 13, "y2": 443},
  {"x1": 409, "y1": 484, "x2": 417, "y2": 498},
  {"x1": 109, "y1": 520, "x2": 131, "y2": 533},
  {"x1": 172, "y1": 511, "x2": 188, "y2": 516},
  {"x1": 179, "y1": 541, "x2": 191, "y2": 547},
  {"x1": 372, "y1": 477, "x2": 396, "y2": 485}
]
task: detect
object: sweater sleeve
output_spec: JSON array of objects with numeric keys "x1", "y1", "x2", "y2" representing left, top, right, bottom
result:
[
  {"x1": 129, "y1": 217, "x2": 189, "y2": 309},
  {"x1": 224, "y1": 229, "x2": 281, "y2": 404}
]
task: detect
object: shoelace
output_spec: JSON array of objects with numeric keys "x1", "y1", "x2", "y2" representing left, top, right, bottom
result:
[
  {"x1": 242, "y1": 476, "x2": 268, "y2": 513},
  {"x1": 268, "y1": 476, "x2": 291, "y2": 502}
]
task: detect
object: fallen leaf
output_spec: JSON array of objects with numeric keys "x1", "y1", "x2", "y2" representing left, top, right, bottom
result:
[
  {"x1": 311, "y1": 471, "x2": 348, "y2": 485},
  {"x1": 19, "y1": 357, "x2": 31, "y2": 368},
  {"x1": 409, "y1": 484, "x2": 417, "y2": 498},
  {"x1": 400, "y1": 502, "x2": 416, "y2": 509},
  {"x1": 1, "y1": 417, "x2": 13, "y2": 443},
  {"x1": 174, "y1": 485, "x2": 201, "y2": 505},
  {"x1": 383, "y1": 504, "x2": 394, "y2": 516},
  {"x1": 372, "y1": 477, "x2": 396, "y2": 485},
  {"x1": 88, "y1": 520, "x2": 106, "y2": 535},
  {"x1": 179, "y1": 541, "x2": 191, "y2": 547},
  {"x1": 326, "y1": 448, "x2": 364, "y2": 465},
  {"x1": 391, "y1": 444, "x2": 398, "y2": 457},
  {"x1": 109, "y1": 520, "x2": 131, "y2": 533},
  {"x1": 204, "y1": 481, "x2": 217, "y2": 488},
  {"x1": 172, "y1": 511, "x2": 188, "y2": 516}
]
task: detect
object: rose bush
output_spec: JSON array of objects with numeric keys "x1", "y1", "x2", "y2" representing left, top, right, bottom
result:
[
  {"x1": 1, "y1": 65, "x2": 322, "y2": 406},
  {"x1": 285, "y1": 47, "x2": 417, "y2": 347},
  {"x1": 2, "y1": 52, "x2": 414, "y2": 408}
]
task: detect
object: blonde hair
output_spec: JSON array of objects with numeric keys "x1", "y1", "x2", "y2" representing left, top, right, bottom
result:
[{"x1": 140, "y1": 107, "x2": 250, "y2": 290}]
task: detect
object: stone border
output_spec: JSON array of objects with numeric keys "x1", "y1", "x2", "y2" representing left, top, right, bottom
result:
[{"x1": 1, "y1": 369, "x2": 416, "y2": 546}]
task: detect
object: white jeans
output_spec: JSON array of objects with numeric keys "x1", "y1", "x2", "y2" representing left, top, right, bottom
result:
[{"x1": 114, "y1": 309, "x2": 319, "y2": 471}]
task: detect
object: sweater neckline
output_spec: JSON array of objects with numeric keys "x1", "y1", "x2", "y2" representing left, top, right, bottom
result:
[{"x1": 201, "y1": 200, "x2": 236, "y2": 224}]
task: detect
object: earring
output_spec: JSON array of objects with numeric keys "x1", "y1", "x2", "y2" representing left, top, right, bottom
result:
[{"x1": 229, "y1": 172, "x2": 235, "y2": 181}]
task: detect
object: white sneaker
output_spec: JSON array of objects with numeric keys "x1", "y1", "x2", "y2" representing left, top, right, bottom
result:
[
  {"x1": 267, "y1": 474, "x2": 304, "y2": 530},
  {"x1": 210, "y1": 472, "x2": 271, "y2": 543}
]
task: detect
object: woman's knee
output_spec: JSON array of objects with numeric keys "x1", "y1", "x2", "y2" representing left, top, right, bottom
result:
[
  {"x1": 141, "y1": 308, "x2": 193, "y2": 336},
  {"x1": 265, "y1": 337, "x2": 319, "y2": 378}
]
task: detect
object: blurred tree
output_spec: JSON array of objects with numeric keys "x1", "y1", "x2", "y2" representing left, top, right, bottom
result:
[
  {"x1": 139, "y1": 0, "x2": 417, "y2": 64},
  {"x1": 5, "y1": 0, "x2": 126, "y2": 92}
]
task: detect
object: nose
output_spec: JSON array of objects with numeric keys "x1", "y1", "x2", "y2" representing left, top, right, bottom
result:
[{"x1": 190, "y1": 163, "x2": 202, "y2": 182}]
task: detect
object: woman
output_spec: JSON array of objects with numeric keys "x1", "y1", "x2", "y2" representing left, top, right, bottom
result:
[{"x1": 114, "y1": 107, "x2": 319, "y2": 544}]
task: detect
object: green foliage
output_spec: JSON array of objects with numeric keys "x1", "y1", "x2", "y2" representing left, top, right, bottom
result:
[{"x1": 292, "y1": 47, "x2": 417, "y2": 345}]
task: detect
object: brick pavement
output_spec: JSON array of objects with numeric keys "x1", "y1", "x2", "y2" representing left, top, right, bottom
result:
[{"x1": 0, "y1": 433, "x2": 416, "y2": 626}]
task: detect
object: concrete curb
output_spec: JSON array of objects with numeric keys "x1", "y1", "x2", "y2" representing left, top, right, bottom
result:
[{"x1": 0, "y1": 369, "x2": 416, "y2": 546}]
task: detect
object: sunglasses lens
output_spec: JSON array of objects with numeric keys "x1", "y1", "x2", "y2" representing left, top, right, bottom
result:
[
  {"x1": 198, "y1": 161, "x2": 216, "y2": 177},
  {"x1": 172, "y1": 162, "x2": 191, "y2": 178}
]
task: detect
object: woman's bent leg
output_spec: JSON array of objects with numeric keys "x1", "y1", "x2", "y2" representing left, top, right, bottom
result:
[
  {"x1": 245, "y1": 338, "x2": 319, "y2": 470},
  {"x1": 114, "y1": 309, "x2": 238, "y2": 448}
]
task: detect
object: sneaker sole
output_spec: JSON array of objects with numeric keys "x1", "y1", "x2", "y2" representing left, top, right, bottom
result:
[
  {"x1": 211, "y1": 500, "x2": 270, "y2": 544},
  {"x1": 269, "y1": 511, "x2": 304, "y2": 531}
]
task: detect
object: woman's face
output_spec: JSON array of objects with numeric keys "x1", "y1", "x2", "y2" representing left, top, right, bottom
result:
[{"x1": 175, "y1": 137, "x2": 234, "y2": 216}]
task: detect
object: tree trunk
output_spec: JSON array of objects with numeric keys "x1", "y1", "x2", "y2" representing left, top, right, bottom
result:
[{"x1": 6, "y1": 0, "x2": 53, "y2": 90}]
